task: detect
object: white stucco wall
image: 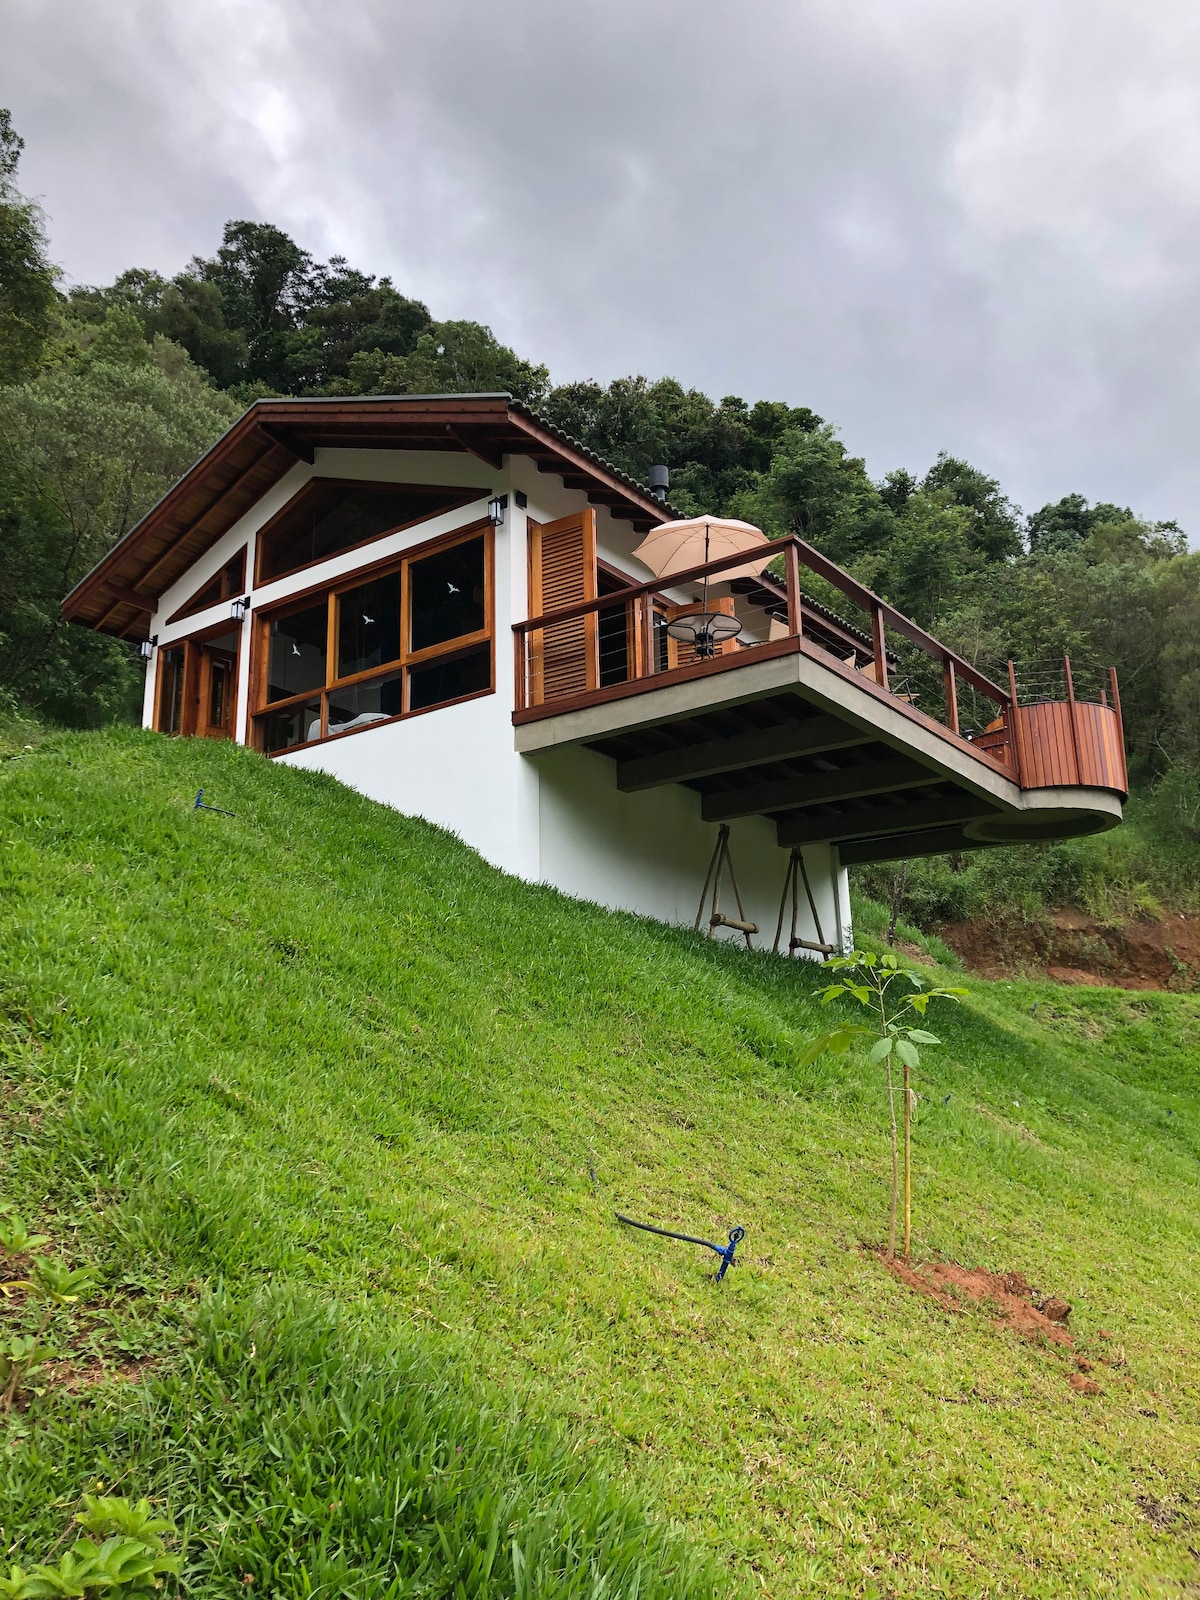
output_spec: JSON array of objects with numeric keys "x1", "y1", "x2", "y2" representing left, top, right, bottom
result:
[
  {"x1": 531, "y1": 743, "x2": 848, "y2": 951},
  {"x1": 140, "y1": 441, "x2": 851, "y2": 957}
]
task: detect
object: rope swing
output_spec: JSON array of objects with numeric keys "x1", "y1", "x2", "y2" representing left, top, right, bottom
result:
[
  {"x1": 772, "y1": 847, "x2": 836, "y2": 958},
  {"x1": 695, "y1": 824, "x2": 758, "y2": 949}
]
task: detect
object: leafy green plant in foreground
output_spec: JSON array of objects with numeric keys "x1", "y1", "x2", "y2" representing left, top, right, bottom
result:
[
  {"x1": 1, "y1": 1252, "x2": 98, "y2": 1411},
  {"x1": 0, "y1": 1206, "x2": 51, "y2": 1260},
  {"x1": 801, "y1": 949, "x2": 967, "y2": 1258},
  {"x1": 0, "y1": 1496, "x2": 179, "y2": 1598}
]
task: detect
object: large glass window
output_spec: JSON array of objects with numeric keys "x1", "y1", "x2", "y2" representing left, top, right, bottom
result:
[
  {"x1": 253, "y1": 525, "x2": 492, "y2": 753},
  {"x1": 337, "y1": 572, "x2": 401, "y2": 679},
  {"x1": 256, "y1": 481, "x2": 475, "y2": 583},
  {"x1": 327, "y1": 667, "x2": 406, "y2": 731},
  {"x1": 267, "y1": 602, "x2": 328, "y2": 703},
  {"x1": 157, "y1": 646, "x2": 186, "y2": 734},
  {"x1": 408, "y1": 539, "x2": 486, "y2": 654},
  {"x1": 260, "y1": 700, "x2": 323, "y2": 755},
  {"x1": 408, "y1": 647, "x2": 491, "y2": 712}
]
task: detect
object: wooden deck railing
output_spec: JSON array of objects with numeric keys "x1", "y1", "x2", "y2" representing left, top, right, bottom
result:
[{"x1": 512, "y1": 535, "x2": 1128, "y2": 796}]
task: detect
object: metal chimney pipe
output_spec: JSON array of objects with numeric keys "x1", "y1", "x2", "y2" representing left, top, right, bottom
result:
[{"x1": 648, "y1": 465, "x2": 669, "y2": 502}]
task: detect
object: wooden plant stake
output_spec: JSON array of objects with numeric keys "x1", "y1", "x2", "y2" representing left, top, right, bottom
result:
[
  {"x1": 772, "y1": 847, "x2": 836, "y2": 958},
  {"x1": 695, "y1": 824, "x2": 758, "y2": 949}
]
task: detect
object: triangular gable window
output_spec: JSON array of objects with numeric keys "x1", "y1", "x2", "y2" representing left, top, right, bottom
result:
[
  {"x1": 167, "y1": 547, "x2": 247, "y2": 624},
  {"x1": 255, "y1": 480, "x2": 477, "y2": 584}
]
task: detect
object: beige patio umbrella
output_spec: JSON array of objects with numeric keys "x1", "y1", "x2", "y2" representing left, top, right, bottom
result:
[
  {"x1": 632, "y1": 517, "x2": 773, "y2": 585},
  {"x1": 632, "y1": 516, "x2": 774, "y2": 658}
]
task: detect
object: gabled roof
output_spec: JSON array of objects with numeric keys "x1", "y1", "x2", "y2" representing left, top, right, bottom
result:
[{"x1": 62, "y1": 394, "x2": 680, "y2": 641}]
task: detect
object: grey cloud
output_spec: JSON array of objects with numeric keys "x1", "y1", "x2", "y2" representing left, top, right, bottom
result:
[{"x1": 4, "y1": 0, "x2": 1199, "y2": 529}]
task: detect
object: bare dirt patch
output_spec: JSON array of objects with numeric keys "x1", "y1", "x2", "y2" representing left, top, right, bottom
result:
[
  {"x1": 873, "y1": 1251, "x2": 1075, "y2": 1346},
  {"x1": 939, "y1": 909, "x2": 1200, "y2": 991}
]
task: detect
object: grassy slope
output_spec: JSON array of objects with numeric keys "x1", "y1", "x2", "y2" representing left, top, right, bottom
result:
[{"x1": 2, "y1": 729, "x2": 1200, "y2": 1598}]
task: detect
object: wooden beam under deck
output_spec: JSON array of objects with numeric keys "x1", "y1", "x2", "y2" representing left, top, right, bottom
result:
[
  {"x1": 615, "y1": 711, "x2": 871, "y2": 791},
  {"x1": 776, "y1": 794, "x2": 997, "y2": 849},
  {"x1": 701, "y1": 756, "x2": 937, "y2": 823},
  {"x1": 839, "y1": 826, "x2": 993, "y2": 866}
]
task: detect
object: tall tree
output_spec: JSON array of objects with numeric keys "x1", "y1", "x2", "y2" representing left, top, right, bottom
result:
[
  {"x1": 0, "y1": 109, "x2": 59, "y2": 384},
  {"x1": 921, "y1": 452, "x2": 1022, "y2": 563},
  {"x1": 0, "y1": 351, "x2": 237, "y2": 724}
]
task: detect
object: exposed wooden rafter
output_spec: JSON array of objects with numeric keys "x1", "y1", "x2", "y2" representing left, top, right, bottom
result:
[
  {"x1": 258, "y1": 424, "x2": 315, "y2": 463},
  {"x1": 776, "y1": 794, "x2": 996, "y2": 849},
  {"x1": 701, "y1": 756, "x2": 937, "y2": 823},
  {"x1": 616, "y1": 712, "x2": 870, "y2": 792}
]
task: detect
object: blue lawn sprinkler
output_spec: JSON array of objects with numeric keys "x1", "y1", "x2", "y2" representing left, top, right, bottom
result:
[
  {"x1": 194, "y1": 789, "x2": 236, "y2": 817},
  {"x1": 616, "y1": 1213, "x2": 745, "y2": 1281}
]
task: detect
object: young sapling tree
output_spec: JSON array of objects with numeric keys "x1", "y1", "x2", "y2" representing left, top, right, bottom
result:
[{"x1": 799, "y1": 949, "x2": 966, "y2": 1258}]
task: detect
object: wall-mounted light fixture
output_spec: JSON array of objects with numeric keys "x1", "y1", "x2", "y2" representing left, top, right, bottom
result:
[
  {"x1": 230, "y1": 595, "x2": 250, "y2": 624},
  {"x1": 138, "y1": 635, "x2": 158, "y2": 662},
  {"x1": 487, "y1": 494, "x2": 508, "y2": 526}
]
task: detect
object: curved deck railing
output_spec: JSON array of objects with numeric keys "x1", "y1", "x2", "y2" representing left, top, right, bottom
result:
[{"x1": 512, "y1": 534, "x2": 1127, "y2": 797}]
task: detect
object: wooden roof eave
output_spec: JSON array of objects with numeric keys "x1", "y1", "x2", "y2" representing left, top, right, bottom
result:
[{"x1": 61, "y1": 395, "x2": 676, "y2": 639}]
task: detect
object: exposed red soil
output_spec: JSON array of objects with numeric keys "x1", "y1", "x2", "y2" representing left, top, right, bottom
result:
[
  {"x1": 938, "y1": 908, "x2": 1200, "y2": 991},
  {"x1": 1069, "y1": 1372, "x2": 1102, "y2": 1395},
  {"x1": 874, "y1": 1251, "x2": 1075, "y2": 1345},
  {"x1": 873, "y1": 1251, "x2": 1128, "y2": 1394}
]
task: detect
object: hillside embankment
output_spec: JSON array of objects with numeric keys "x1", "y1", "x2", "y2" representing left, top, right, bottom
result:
[
  {"x1": 937, "y1": 907, "x2": 1200, "y2": 990},
  {"x1": 2, "y1": 729, "x2": 1200, "y2": 1599}
]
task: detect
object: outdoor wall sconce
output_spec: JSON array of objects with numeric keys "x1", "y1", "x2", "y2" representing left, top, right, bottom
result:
[
  {"x1": 487, "y1": 494, "x2": 508, "y2": 526},
  {"x1": 138, "y1": 635, "x2": 158, "y2": 662},
  {"x1": 230, "y1": 595, "x2": 250, "y2": 624}
]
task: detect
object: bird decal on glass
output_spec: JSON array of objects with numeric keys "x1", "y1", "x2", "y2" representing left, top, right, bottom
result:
[
  {"x1": 447, "y1": 581, "x2": 460, "y2": 594},
  {"x1": 362, "y1": 614, "x2": 374, "y2": 625},
  {"x1": 291, "y1": 643, "x2": 301, "y2": 657}
]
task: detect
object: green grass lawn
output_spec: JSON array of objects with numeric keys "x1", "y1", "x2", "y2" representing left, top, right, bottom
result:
[{"x1": 2, "y1": 728, "x2": 1199, "y2": 1598}]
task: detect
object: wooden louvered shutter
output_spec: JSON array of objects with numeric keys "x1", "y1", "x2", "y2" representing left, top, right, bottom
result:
[{"x1": 528, "y1": 510, "x2": 598, "y2": 703}]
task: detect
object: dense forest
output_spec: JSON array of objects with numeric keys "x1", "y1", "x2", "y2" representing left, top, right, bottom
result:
[{"x1": 3, "y1": 108, "x2": 1199, "y2": 923}]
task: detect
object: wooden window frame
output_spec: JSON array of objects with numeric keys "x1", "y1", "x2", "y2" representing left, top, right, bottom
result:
[
  {"x1": 153, "y1": 616, "x2": 243, "y2": 740},
  {"x1": 253, "y1": 476, "x2": 480, "y2": 587},
  {"x1": 250, "y1": 517, "x2": 495, "y2": 756},
  {"x1": 166, "y1": 546, "x2": 247, "y2": 626}
]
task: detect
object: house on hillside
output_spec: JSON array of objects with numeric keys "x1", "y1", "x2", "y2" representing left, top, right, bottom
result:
[{"x1": 62, "y1": 394, "x2": 1128, "y2": 955}]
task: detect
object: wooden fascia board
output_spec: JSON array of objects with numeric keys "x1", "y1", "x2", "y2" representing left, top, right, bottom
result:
[
  {"x1": 61, "y1": 404, "x2": 267, "y2": 621},
  {"x1": 510, "y1": 412, "x2": 668, "y2": 525},
  {"x1": 63, "y1": 394, "x2": 668, "y2": 632},
  {"x1": 132, "y1": 439, "x2": 286, "y2": 593}
]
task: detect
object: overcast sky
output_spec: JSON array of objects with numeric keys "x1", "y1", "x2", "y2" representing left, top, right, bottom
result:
[{"x1": 5, "y1": 0, "x2": 1200, "y2": 530}]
